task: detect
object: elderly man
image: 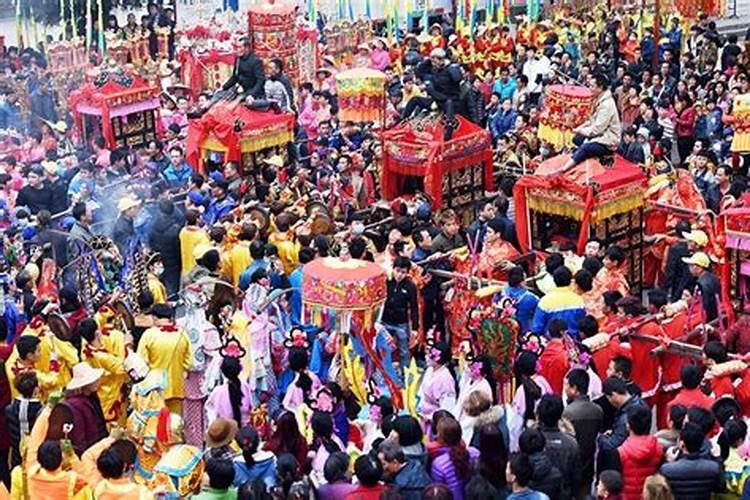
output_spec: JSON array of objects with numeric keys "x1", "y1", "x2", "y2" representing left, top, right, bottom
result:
[{"x1": 560, "y1": 73, "x2": 622, "y2": 172}]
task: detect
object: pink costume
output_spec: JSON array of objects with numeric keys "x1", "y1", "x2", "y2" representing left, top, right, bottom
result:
[
  {"x1": 243, "y1": 284, "x2": 273, "y2": 394},
  {"x1": 282, "y1": 370, "x2": 321, "y2": 411},
  {"x1": 509, "y1": 374, "x2": 552, "y2": 451},
  {"x1": 418, "y1": 365, "x2": 457, "y2": 422},
  {"x1": 298, "y1": 102, "x2": 331, "y2": 140},
  {"x1": 310, "y1": 434, "x2": 346, "y2": 473},
  {"x1": 206, "y1": 380, "x2": 253, "y2": 425},
  {"x1": 369, "y1": 50, "x2": 392, "y2": 71}
]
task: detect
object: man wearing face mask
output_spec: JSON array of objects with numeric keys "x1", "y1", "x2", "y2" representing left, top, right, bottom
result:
[{"x1": 560, "y1": 73, "x2": 622, "y2": 173}]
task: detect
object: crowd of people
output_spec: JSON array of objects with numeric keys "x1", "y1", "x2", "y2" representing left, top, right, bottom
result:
[{"x1": 0, "y1": 1, "x2": 749, "y2": 500}]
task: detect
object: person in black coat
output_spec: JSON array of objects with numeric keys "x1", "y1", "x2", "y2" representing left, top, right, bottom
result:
[
  {"x1": 404, "y1": 49, "x2": 463, "y2": 139},
  {"x1": 222, "y1": 38, "x2": 266, "y2": 101},
  {"x1": 113, "y1": 197, "x2": 141, "y2": 258},
  {"x1": 518, "y1": 428, "x2": 564, "y2": 500},
  {"x1": 660, "y1": 422, "x2": 724, "y2": 499},
  {"x1": 147, "y1": 200, "x2": 183, "y2": 296},
  {"x1": 16, "y1": 165, "x2": 52, "y2": 214},
  {"x1": 34, "y1": 210, "x2": 68, "y2": 267},
  {"x1": 663, "y1": 221, "x2": 692, "y2": 301},
  {"x1": 44, "y1": 162, "x2": 69, "y2": 215},
  {"x1": 463, "y1": 74, "x2": 486, "y2": 126},
  {"x1": 5, "y1": 370, "x2": 43, "y2": 468}
]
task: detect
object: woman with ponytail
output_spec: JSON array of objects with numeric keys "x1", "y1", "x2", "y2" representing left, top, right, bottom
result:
[
  {"x1": 717, "y1": 418, "x2": 750, "y2": 497},
  {"x1": 309, "y1": 411, "x2": 345, "y2": 475},
  {"x1": 233, "y1": 426, "x2": 277, "y2": 489},
  {"x1": 429, "y1": 416, "x2": 478, "y2": 500},
  {"x1": 508, "y1": 350, "x2": 552, "y2": 452},
  {"x1": 206, "y1": 357, "x2": 253, "y2": 427}
]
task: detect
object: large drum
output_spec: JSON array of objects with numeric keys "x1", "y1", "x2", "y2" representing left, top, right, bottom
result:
[{"x1": 538, "y1": 84, "x2": 594, "y2": 150}]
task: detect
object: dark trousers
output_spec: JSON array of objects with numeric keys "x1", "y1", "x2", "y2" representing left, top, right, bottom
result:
[
  {"x1": 571, "y1": 134, "x2": 612, "y2": 164},
  {"x1": 402, "y1": 96, "x2": 456, "y2": 122},
  {"x1": 677, "y1": 136, "x2": 694, "y2": 165}
]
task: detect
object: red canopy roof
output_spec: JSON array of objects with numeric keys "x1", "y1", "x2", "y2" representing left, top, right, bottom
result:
[
  {"x1": 186, "y1": 100, "x2": 295, "y2": 170},
  {"x1": 70, "y1": 69, "x2": 159, "y2": 109},
  {"x1": 533, "y1": 153, "x2": 647, "y2": 193},
  {"x1": 381, "y1": 115, "x2": 493, "y2": 206},
  {"x1": 514, "y1": 154, "x2": 647, "y2": 254}
]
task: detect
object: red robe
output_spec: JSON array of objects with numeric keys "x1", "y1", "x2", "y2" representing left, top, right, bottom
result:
[
  {"x1": 591, "y1": 337, "x2": 621, "y2": 380},
  {"x1": 734, "y1": 369, "x2": 750, "y2": 417},
  {"x1": 537, "y1": 338, "x2": 570, "y2": 395},
  {"x1": 666, "y1": 388, "x2": 715, "y2": 414},
  {"x1": 629, "y1": 321, "x2": 663, "y2": 402},
  {"x1": 656, "y1": 309, "x2": 701, "y2": 427},
  {"x1": 496, "y1": 34, "x2": 514, "y2": 69}
]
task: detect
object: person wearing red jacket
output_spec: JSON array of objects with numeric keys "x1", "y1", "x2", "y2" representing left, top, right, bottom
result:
[
  {"x1": 536, "y1": 319, "x2": 570, "y2": 395},
  {"x1": 618, "y1": 404, "x2": 664, "y2": 500},
  {"x1": 703, "y1": 340, "x2": 736, "y2": 399},
  {"x1": 675, "y1": 94, "x2": 697, "y2": 164},
  {"x1": 578, "y1": 315, "x2": 620, "y2": 380},
  {"x1": 618, "y1": 297, "x2": 661, "y2": 403},
  {"x1": 667, "y1": 365, "x2": 715, "y2": 415}
]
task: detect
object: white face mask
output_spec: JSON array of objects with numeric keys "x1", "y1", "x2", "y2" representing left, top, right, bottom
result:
[
  {"x1": 352, "y1": 222, "x2": 365, "y2": 235},
  {"x1": 152, "y1": 265, "x2": 164, "y2": 276}
]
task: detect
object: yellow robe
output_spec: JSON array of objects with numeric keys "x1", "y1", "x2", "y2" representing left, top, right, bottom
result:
[
  {"x1": 268, "y1": 231, "x2": 300, "y2": 276},
  {"x1": 6, "y1": 321, "x2": 78, "y2": 401},
  {"x1": 94, "y1": 478, "x2": 153, "y2": 500},
  {"x1": 23, "y1": 465, "x2": 91, "y2": 500},
  {"x1": 179, "y1": 226, "x2": 210, "y2": 277},
  {"x1": 81, "y1": 332, "x2": 127, "y2": 424},
  {"x1": 227, "y1": 242, "x2": 252, "y2": 287},
  {"x1": 147, "y1": 273, "x2": 167, "y2": 305},
  {"x1": 137, "y1": 325, "x2": 193, "y2": 400}
]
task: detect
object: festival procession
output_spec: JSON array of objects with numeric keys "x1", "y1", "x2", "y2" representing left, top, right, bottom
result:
[{"x1": 0, "y1": 0, "x2": 750, "y2": 496}]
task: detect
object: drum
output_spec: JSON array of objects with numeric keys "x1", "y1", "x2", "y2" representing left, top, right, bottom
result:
[
  {"x1": 113, "y1": 299, "x2": 135, "y2": 333},
  {"x1": 247, "y1": 206, "x2": 270, "y2": 232},
  {"x1": 538, "y1": 85, "x2": 594, "y2": 150},
  {"x1": 48, "y1": 312, "x2": 72, "y2": 342}
]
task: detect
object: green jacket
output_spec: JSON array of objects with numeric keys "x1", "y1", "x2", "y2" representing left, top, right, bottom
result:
[{"x1": 192, "y1": 486, "x2": 238, "y2": 499}]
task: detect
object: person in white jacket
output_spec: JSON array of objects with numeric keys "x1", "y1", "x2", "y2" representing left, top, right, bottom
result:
[
  {"x1": 561, "y1": 73, "x2": 623, "y2": 172},
  {"x1": 522, "y1": 46, "x2": 551, "y2": 101}
]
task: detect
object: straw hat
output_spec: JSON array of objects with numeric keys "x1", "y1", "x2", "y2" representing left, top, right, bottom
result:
[
  {"x1": 41, "y1": 160, "x2": 58, "y2": 175},
  {"x1": 263, "y1": 155, "x2": 284, "y2": 168},
  {"x1": 117, "y1": 196, "x2": 141, "y2": 213},
  {"x1": 66, "y1": 362, "x2": 104, "y2": 391},
  {"x1": 205, "y1": 418, "x2": 238, "y2": 448},
  {"x1": 52, "y1": 120, "x2": 68, "y2": 133}
]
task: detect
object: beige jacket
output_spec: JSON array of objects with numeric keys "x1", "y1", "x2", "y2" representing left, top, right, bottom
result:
[{"x1": 575, "y1": 89, "x2": 622, "y2": 148}]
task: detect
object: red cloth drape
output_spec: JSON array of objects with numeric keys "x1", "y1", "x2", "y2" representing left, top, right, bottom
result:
[
  {"x1": 513, "y1": 173, "x2": 594, "y2": 255},
  {"x1": 381, "y1": 117, "x2": 493, "y2": 206}
]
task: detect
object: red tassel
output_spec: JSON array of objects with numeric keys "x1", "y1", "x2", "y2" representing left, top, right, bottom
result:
[{"x1": 156, "y1": 407, "x2": 171, "y2": 444}]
